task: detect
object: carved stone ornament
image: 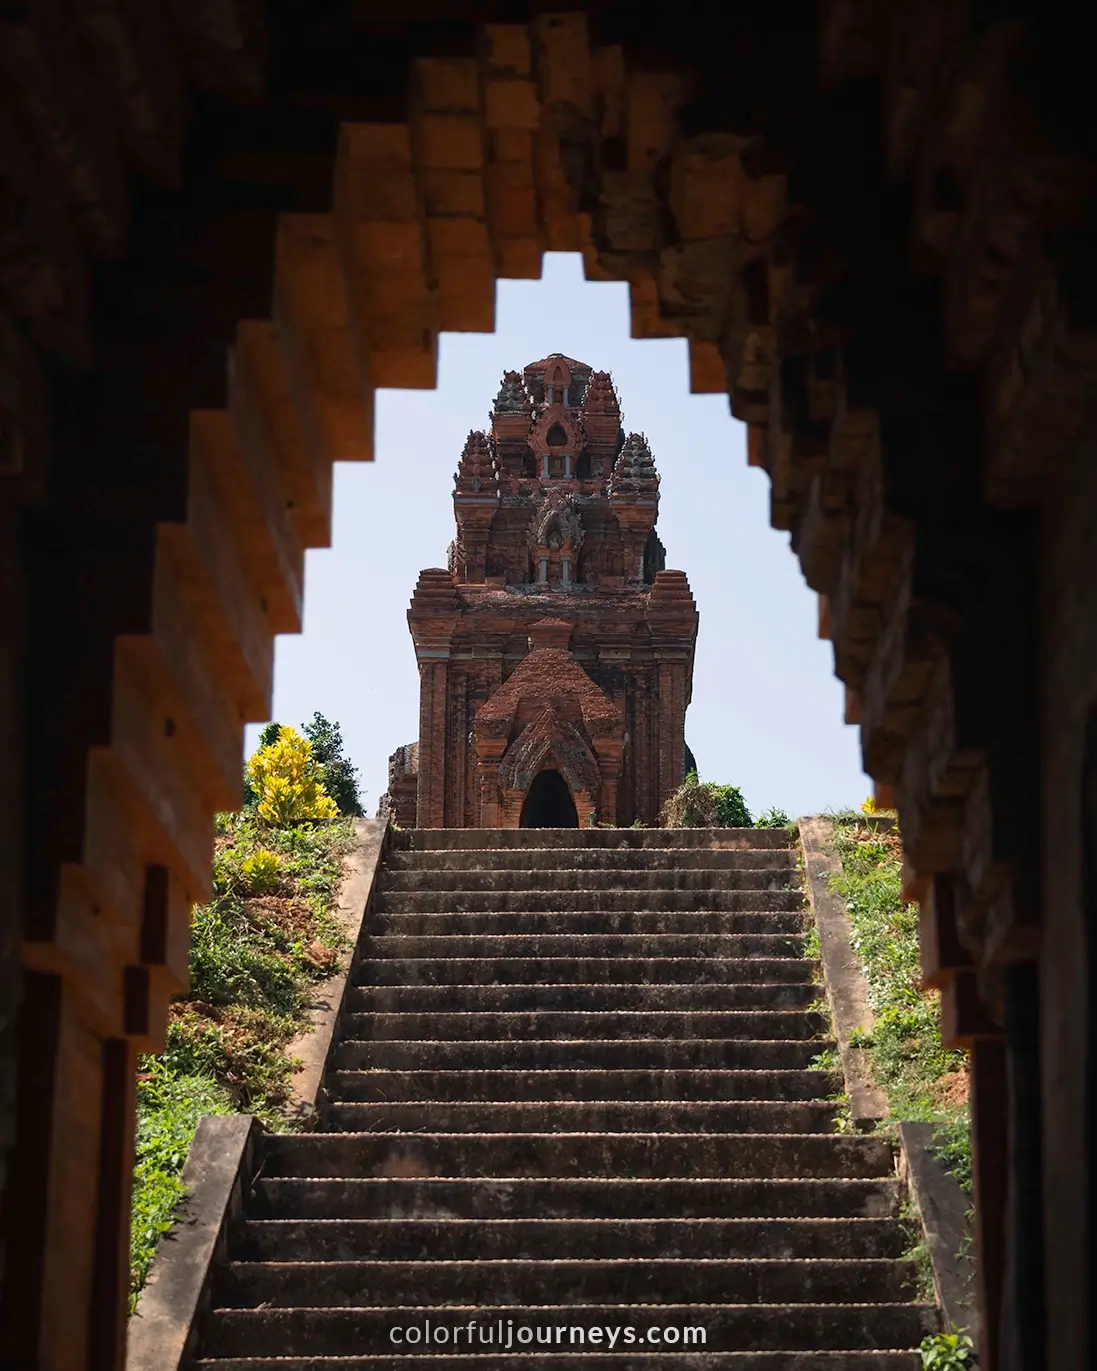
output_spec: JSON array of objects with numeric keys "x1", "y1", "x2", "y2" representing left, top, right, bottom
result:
[
  {"x1": 527, "y1": 487, "x2": 585, "y2": 551},
  {"x1": 499, "y1": 706, "x2": 602, "y2": 797}
]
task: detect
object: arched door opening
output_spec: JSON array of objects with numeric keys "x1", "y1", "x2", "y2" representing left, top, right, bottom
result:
[{"x1": 519, "y1": 768, "x2": 579, "y2": 827}]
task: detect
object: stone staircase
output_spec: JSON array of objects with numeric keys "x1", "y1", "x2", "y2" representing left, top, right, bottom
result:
[{"x1": 192, "y1": 828, "x2": 937, "y2": 1369}]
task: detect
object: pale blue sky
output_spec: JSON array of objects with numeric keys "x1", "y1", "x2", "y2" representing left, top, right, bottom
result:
[{"x1": 247, "y1": 253, "x2": 867, "y2": 818}]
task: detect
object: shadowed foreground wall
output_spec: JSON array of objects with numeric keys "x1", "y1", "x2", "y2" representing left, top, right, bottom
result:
[{"x1": 0, "y1": 4, "x2": 1094, "y2": 1369}]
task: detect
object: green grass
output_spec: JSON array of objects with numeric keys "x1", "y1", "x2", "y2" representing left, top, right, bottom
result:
[
  {"x1": 826, "y1": 816, "x2": 972, "y2": 1192},
  {"x1": 130, "y1": 812, "x2": 356, "y2": 1307},
  {"x1": 131, "y1": 1062, "x2": 234, "y2": 1296}
]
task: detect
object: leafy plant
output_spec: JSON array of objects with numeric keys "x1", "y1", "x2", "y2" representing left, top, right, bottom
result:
[
  {"x1": 713, "y1": 783, "x2": 751, "y2": 827},
  {"x1": 247, "y1": 726, "x2": 339, "y2": 826},
  {"x1": 920, "y1": 1329, "x2": 977, "y2": 1369},
  {"x1": 130, "y1": 1061, "x2": 232, "y2": 1306},
  {"x1": 754, "y1": 806, "x2": 791, "y2": 828},
  {"x1": 240, "y1": 848, "x2": 282, "y2": 895},
  {"x1": 931, "y1": 1116, "x2": 974, "y2": 1194}
]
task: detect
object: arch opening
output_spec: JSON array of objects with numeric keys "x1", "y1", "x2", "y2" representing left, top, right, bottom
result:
[{"x1": 519, "y1": 768, "x2": 579, "y2": 828}]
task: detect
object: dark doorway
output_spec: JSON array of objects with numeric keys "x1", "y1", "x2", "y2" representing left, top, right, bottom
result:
[{"x1": 520, "y1": 769, "x2": 578, "y2": 828}]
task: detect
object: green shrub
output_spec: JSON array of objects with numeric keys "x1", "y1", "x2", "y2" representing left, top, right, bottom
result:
[
  {"x1": 661, "y1": 771, "x2": 753, "y2": 828},
  {"x1": 303, "y1": 711, "x2": 364, "y2": 817},
  {"x1": 754, "y1": 805, "x2": 791, "y2": 828},
  {"x1": 713, "y1": 783, "x2": 751, "y2": 827},
  {"x1": 240, "y1": 848, "x2": 282, "y2": 895}
]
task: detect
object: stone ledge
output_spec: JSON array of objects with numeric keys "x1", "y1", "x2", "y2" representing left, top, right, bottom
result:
[
  {"x1": 285, "y1": 818, "x2": 389, "y2": 1125},
  {"x1": 126, "y1": 1114, "x2": 259, "y2": 1371},
  {"x1": 798, "y1": 815, "x2": 887, "y2": 1130},
  {"x1": 898, "y1": 1121, "x2": 979, "y2": 1344},
  {"x1": 126, "y1": 819, "x2": 390, "y2": 1371}
]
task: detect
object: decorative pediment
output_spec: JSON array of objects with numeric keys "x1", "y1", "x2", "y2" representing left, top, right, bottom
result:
[
  {"x1": 543, "y1": 356, "x2": 572, "y2": 395},
  {"x1": 529, "y1": 403, "x2": 585, "y2": 455},
  {"x1": 498, "y1": 706, "x2": 601, "y2": 798}
]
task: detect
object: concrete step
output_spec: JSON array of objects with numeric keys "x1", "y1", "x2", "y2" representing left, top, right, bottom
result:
[
  {"x1": 387, "y1": 846, "x2": 798, "y2": 872},
  {"x1": 363, "y1": 933, "x2": 806, "y2": 958},
  {"x1": 322, "y1": 1100, "x2": 840, "y2": 1134},
  {"x1": 217, "y1": 1257, "x2": 920, "y2": 1308},
  {"x1": 259, "y1": 1132, "x2": 893, "y2": 1181},
  {"x1": 326, "y1": 1067, "x2": 844, "y2": 1103},
  {"x1": 339, "y1": 1010, "x2": 827, "y2": 1042},
  {"x1": 345, "y1": 981, "x2": 821, "y2": 1013},
  {"x1": 236, "y1": 1217, "x2": 910, "y2": 1263},
  {"x1": 184, "y1": 827, "x2": 930, "y2": 1371},
  {"x1": 397, "y1": 828, "x2": 793, "y2": 850},
  {"x1": 250, "y1": 1176, "x2": 901, "y2": 1222},
  {"x1": 371, "y1": 910, "x2": 807, "y2": 936},
  {"x1": 194, "y1": 1354, "x2": 922, "y2": 1371},
  {"x1": 355, "y1": 957, "x2": 814, "y2": 987},
  {"x1": 378, "y1": 868, "x2": 798, "y2": 893},
  {"x1": 372, "y1": 890, "x2": 804, "y2": 914},
  {"x1": 201, "y1": 1303, "x2": 936, "y2": 1359},
  {"x1": 331, "y1": 1038, "x2": 833, "y2": 1072}
]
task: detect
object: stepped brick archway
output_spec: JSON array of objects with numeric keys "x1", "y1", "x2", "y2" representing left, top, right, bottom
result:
[{"x1": 0, "y1": 5, "x2": 1094, "y2": 1369}]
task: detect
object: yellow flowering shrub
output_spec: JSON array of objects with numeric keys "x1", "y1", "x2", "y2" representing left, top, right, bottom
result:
[{"x1": 246, "y1": 727, "x2": 339, "y2": 826}]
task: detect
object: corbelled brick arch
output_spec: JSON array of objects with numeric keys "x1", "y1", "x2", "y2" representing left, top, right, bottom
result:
[{"x1": 1, "y1": 3, "x2": 1094, "y2": 1369}]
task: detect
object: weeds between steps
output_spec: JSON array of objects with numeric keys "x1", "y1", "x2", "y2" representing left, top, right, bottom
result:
[{"x1": 130, "y1": 811, "x2": 356, "y2": 1307}]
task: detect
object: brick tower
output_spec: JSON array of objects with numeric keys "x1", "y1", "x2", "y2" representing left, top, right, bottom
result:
[{"x1": 386, "y1": 354, "x2": 698, "y2": 829}]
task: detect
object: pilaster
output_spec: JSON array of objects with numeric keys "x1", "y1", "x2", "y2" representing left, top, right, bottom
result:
[{"x1": 408, "y1": 568, "x2": 458, "y2": 828}]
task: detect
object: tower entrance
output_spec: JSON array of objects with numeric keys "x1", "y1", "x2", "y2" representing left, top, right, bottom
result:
[{"x1": 520, "y1": 770, "x2": 579, "y2": 828}]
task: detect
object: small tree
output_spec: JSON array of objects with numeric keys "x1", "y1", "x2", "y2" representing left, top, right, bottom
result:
[
  {"x1": 713, "y1": 783, "x2": 752, "y2": 827},
  {"x1": 302, "y1": 712, "x2": 364, "y2": 817},
  {"x1": 246, "y1": 726, "x2": 339, "y2": 826}
]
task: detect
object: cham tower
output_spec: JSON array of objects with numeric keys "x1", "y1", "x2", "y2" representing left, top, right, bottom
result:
[{"x1": 385, "y1": 353, "x2": 699, "y2": 829}]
